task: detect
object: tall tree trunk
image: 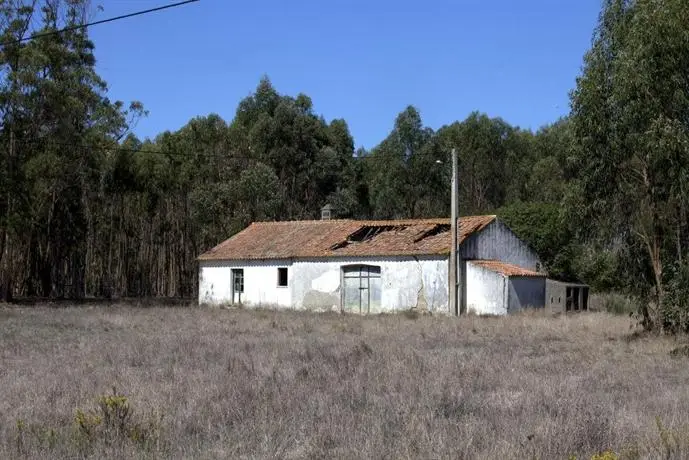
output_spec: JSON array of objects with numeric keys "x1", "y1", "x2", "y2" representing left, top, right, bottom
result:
[{"x1": 0, "y1": 131, "x2": 16, "y2": 301}]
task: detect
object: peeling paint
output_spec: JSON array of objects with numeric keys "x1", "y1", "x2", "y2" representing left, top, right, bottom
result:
[
  {"x1": 292, "y1": 257, "x2": 448, "y2": 313},
  {"x1": 311, "y1": 270, "x2": 339, "y2": 293},
  {"x1": 414, "y1": 257, "x2": 428, "y2": 311},
  {"x1": 303, "y1": 290, "x2": 340, "y2": 311}
]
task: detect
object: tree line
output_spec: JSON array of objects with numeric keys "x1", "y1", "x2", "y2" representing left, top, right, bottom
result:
[{"x1": 1, "y1": 0, "x2": 689, "y2": 331}]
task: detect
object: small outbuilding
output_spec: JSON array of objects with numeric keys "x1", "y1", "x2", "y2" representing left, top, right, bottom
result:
[
  {"x1": 466, "y1": 260, "x2": 546, "y2": 315},
  {"x1": 197, "y1": 213, "x2": 547, "y2": 315},
  {"x1": 546, "y1": 280, "x2": 590, "y2": 312}
]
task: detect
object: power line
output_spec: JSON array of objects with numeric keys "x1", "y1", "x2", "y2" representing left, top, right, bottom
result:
[{"x1": 1, "y1": 0, "x2": 201, "y2": 46}]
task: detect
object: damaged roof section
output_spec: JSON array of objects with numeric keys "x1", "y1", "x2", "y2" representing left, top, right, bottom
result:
[
  {"x1": 330, "y1": 224, "x2": 411, "y2": 250},
  {"x1": 413, "y1": 223, "x2": 451, "y2": 243},
  {"x1": 198, "y1": 215, "x2": 497, "y2": 261}
]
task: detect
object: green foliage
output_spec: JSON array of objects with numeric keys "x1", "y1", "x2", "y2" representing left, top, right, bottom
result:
[
  {"x1": 659, "y1": 260, "x2": 689, "y2": 334},
  {"x1": 0, "y1": 0, "x2": 143, "y2": 298},
  {"x1": 0, "y1": 0, "x2": 686, "y2": 326},
  {"x1": 437, "y1": 112, "x2": 520, "y2": 214},
  {"x1": 496, "y1": 201, "x2": 575, "y2": 280},
  {"x1": 0, "y1": 1, "x2": 610, "y2": 302},
  {"x1": 74, "y1": 388, "x2": 162, "y2": 451},
  {"x1": 15, "y1": 418, "x2": 60, "y2": 456},
  {"x1": 598, "y1": 294, "x2": 637, "y2": 316},
  {"x1": 74, "y1": 408, "x2": 103, "y2": 439},
  {"x1": 11, "y1": 388, "x2": 164, "y2": 456},
  {"x1": 228, "y1": 77, "x2": 358, "y2": 220},
  {"x1": 565, "y1": 416, "x2": 689, "y2": 459},
  {"x1": 590, "y1": 451, "x2": 619, "y2": 460},
  {"x1": 569, "y1": 0, "x2": 689, "y2": 330},
  {"x1": 570, "y1": 246, "x2": 619, "y2": 293},
  {"x1": 15, "y1": 419, "x2": 24, "y2": 456},
  {"x1": 653, "y1": 416, "x2": 685, "y2": 459},
  {"x1": 362, "y1": 106, "x2": 446, "y2": 219}
]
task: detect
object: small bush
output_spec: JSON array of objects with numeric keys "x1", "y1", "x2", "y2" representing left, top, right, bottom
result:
[
  {"x1": 590, "y1": 450, "x2": 619, "y2": 460},
  {"x1": 670, "y1": 345, "x2": 689, "y2": 358},
  {"x1": 74, "y1": 387, "x2": 162, "y2": 452},
  {"x1": 659, "y1": 261, "x2": 689, "y2": 334},
  {"x1": 74, "y1": 408, "x2": 103, "y2": 438},
  {"x1": 15, "y1": 419, "x2": 61, "y2": 456},
  {"x1": 590, "y1": 293, "x2": 637, "y2": 315}
]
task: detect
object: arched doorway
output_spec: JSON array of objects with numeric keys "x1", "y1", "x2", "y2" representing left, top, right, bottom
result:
[{"x1": 342, "y1": 264, "x2": 381, "y2": 314}]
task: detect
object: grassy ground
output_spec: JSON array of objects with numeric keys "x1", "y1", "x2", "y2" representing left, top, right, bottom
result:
[{"x1": 1, "y1": 306, "x2": 689, "y2": 459}]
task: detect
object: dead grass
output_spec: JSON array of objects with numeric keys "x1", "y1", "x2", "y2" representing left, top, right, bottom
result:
[{"x1": 1, "y1": 305, "x2": 689, "y2": 459}]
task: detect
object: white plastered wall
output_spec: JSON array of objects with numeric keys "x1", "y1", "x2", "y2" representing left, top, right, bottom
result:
[
  {"x1": 290, "y1": 256, "x2": 450, "y2": 313},
  {"x1": 198, "y1": 260, "x2": 292, "y2": 307},
  {"x1": 199, "y1": 256, "x2": 450, "y2": 313},
  {"x1": 465, "y1": 261, "x2": 507, "y2": 315}
]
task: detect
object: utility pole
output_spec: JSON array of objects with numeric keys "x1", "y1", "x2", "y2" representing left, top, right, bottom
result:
[{"x1": 449, "y1": 148, "x2": 459, "y2": 316}]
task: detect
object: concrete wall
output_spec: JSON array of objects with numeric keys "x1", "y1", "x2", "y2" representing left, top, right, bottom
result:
[
  {"x1": 199, "y1": 256, "x2": 450, "y2": 313},
  {"x1": 545, "y1": 279, "x2": 589, "y2": 312},
  {"x1": 198, "y1": 260, "x2": 292, "y2": 307},
  {"x1": 545, "y1": 279, "x2": 567, "y2": 311},
  {"x1": 461, "y1": 219, "x2": 541, "y2": 271},
  {"x1": 291, "y1": 256, "x2": 449, "y2": 313},
  {"x1": 507, "y1": 277, "x2": 546, "y2": 312},
  {"x1": 466, "y1": 262, "x2": 507, "y2": 315}
]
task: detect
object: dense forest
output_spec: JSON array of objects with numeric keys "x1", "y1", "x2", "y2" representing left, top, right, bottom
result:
[{"x1": 1, "y1": 0, "x2": 689, "y2": 331}]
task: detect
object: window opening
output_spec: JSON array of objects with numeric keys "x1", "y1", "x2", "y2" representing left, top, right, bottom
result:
[
  {"x1": 278, "y1": 267, "x2": 288, "y2": 287},
  {"x1": 232, "y1": 269, "x2": 244, "y2": 293}
]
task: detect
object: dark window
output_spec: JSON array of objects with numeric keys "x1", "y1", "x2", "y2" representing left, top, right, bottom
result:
[
  {"x1": 278, "y1": 267, "x2": 288, "y2": 287},
  {"x1": 232, "y1": 269, "x2": 244, "y2": 293}
]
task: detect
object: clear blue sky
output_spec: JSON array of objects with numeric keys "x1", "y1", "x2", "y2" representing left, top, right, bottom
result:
[{"x1": 89, "y1": 0, "x2": 601, "y2": 149}]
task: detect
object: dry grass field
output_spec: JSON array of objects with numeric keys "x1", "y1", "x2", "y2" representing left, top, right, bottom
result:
[{"x1": 1, "y1": 306, "x2": 689, "y2": 459}]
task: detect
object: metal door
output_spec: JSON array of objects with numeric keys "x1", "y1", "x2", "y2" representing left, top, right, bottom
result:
[
  {"x1": 342, "y1": 265, "x2": 381, "y2": 314},
  {"x1": 231, "y1": 268, "x2": 244, "y2": 304}
]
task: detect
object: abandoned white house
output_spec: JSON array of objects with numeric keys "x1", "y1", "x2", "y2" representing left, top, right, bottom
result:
[{"x1": 197, "y1": 214, "x2": 548, "y2": 315}]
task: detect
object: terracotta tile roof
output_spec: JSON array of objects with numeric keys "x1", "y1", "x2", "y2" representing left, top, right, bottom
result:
[
  {"x1": 198, "y1": 215, "x2": 496, "y2": 261},
  {"x1": 470, "y1": 260, "x2": 543, "y2": 277}
]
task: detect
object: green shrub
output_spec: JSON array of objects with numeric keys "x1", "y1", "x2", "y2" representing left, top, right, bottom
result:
[
  {"x1": 603, "y1": 294, "x2": 637, "y2": 316},
  {"x1": 659, "y1": 261, "x2": 689, "y2": 334},
  {"x1": 74, "y1": 387, "x2": 162, "y2": 452},
  {"x1": 590, "y1": 450, "x2": 619, "y2": 460}
]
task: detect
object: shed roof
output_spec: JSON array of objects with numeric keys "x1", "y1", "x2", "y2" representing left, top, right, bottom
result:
[
  {"x1": 470, "y1": 260, "x2": 543, "y2": 277},
  {"x1": 546, "y1": 279, "x2": 589, "y2": 287},
  {"x1": 198, "y1": 215, "x2": 496, "y2": 261}
]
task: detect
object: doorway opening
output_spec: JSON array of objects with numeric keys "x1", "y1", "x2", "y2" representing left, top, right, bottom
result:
[
  {"x1": 231, "y1": 268, "x2": 244, "y2": 304},
  {"x1": 342, "y1": 265, "x2": 381, "y2": 314}
]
